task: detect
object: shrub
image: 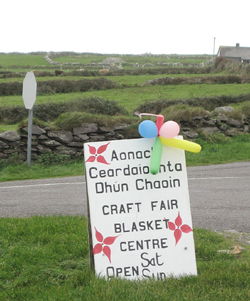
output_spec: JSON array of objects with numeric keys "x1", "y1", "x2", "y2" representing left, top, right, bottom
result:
[
  {"x1": 228, "y1": 101, "x2": 250, "y2": 119},
  {"x1": 0, "y1": 159, "x2": 5, "y2": 170},
  {"x1": 36, "y1": 78, "x2": 117, "y2": 95},
  {"x1": 7, "y1": 152, "x2": 24, "y2": 165},
  {"x1": 36, "y1": 154, "x2": 71, "y2": 165},
  {"x1": 135, "y1": 93, "x2": 250, "y2": 114},
  {"x1": 212, "y1": 56, "x2": 232, "y2": 72},
  {"x1": 0, "y1": 78, "x2": 117, "y2": 96},
  {"x1": 0, "y1": 97, "x2": 127, "y2": 124},
  {"x1": 53, "y1": 112, "x2": 137, "y2": 131},
  {"x1": 0, "y1": 105, "x2": 27, "y2": 124},
  {"x1": 239, "y1": 101, "x2": 250, "y2": 118},
  {"x1": 34, "y1": 102, "x2": 70, "y2": 121},
  {"x1": 211, "y1": 101, "x2": 250, "y2": 120},
  {"x1": 53, "y1": 112, "x2": 89, "y2": 130},
  {"x1": 73, "y1": 98, "x2": 127, "y2": 115},
  {"x1": 142, "y1": 75, "x2": 244, "y2": 86},
  {"x1": 160, "y1": 105, "x2": 209, "y2": 123},
  {"x1": 17, "y1": 117, "x2": 47, "y2": 132},
  {"x1": 212, "y1": 108, "x2": 245, "y2": 121},
  {"x1": 34, "y1": 71, "x2": 54, "y2": 77},
  {"x1": 0, "y1": 81, "x2": 22, "y2": 96},
  {"x1": 121, "y1": 123, "x2": 141, "y2": 139},
  {"x1": 196, "y1": 132, "x2": 231, "y2": 144}
]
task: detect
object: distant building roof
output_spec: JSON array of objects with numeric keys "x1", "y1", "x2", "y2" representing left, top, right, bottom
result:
[{"x1": 218, "y1": 43, "x2": 250, "y2": 62}]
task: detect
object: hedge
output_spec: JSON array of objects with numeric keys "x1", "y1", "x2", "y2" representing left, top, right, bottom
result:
[
  {"x1": 0, "y1": 77, "x2": 117, "y2": 96},
  {"x1": 0, "y1": 98, "x2": 127, "y2": 124},
  {"x1": 135, "y1": 93, "x2": 250, "y2": 113}
]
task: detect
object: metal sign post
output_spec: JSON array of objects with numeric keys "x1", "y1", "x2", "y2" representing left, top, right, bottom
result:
[
  {"x1": 27, "y1": 108, "x2": 33, "y2": 166},
  {"x1": 22, "y1": 72, "x2": 37, "y2": 166}
]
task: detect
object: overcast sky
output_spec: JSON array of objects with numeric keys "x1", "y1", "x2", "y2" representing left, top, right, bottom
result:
[{"x1": 1, "y1": 0, "x2": 249, "y2": 55}]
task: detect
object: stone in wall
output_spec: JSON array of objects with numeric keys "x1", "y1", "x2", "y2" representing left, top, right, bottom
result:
[
  {"x1": 226, "y1": 118, "x2": 243, "y2": 128},
  {"x1": 36, "y1": 144, "x2": 52, "y2": 154},
  {"x1": 0, "y1": 131, "x2": 20, "y2": 142},
  {"x1": 73, "y1": 123, "x2": 98, "y2": 136},
  {"x1": 0, "y1": 122, "x2": 129, "y2": 162},
  {"x1": 55, "y1": 145, "x2": 77, "y2": 156},
  {"x1": 47, "y1": 130, "x2": 73, "y2": 144},
  {"x1": 0, "y1": 140, "x2": 9, "y2": 149},
  {"x1": 23, "y1": 125, "x2": 46, "y2": 135}
]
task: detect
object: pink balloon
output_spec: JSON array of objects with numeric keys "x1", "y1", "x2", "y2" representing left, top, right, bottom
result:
[{"x1": 159, "y1": 121, "x2": 180, "y2": 139}]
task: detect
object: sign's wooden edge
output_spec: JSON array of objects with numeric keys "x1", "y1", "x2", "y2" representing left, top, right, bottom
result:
[{"x1": 85, "y1": 172, "x2": 95, "y2": 271}]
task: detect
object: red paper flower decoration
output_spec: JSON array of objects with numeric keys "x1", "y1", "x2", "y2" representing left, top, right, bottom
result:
[
  {"x1": 86, "y1": 142, "x2": 110, "y2": 164},
  {"x1": 93, "y1": 227, "x2": 120, "y2": 263},
  {"x1": 166, "y1": 212, "x2": 193, "y2": 245}
]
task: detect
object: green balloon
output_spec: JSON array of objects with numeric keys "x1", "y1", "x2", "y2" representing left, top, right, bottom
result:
[{"x1": 150, "y1": 137, "x2": 162, "y2": 175}]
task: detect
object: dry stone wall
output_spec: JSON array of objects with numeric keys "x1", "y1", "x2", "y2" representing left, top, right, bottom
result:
[
  {"x1": 0, "y1": 123, "x2": 127, "y2": 162},
  {"x1": 181, "y1": 106, "x2": 249, "y2": 139},
  {"x1": 0, "y1": 106, "x2": 249, "y2": 162}
]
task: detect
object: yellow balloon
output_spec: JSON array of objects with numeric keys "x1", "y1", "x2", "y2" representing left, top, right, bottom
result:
[{"x1": 160, "y1": 136, "x2": 201, "y2": 153}]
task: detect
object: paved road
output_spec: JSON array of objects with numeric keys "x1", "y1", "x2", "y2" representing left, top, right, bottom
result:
[
  {"x1": 0, "y1": 162, "x2": 249, "y2": 232},
  {"x1": 188, "y1": 162, "x2": 250, "y2": 233}
]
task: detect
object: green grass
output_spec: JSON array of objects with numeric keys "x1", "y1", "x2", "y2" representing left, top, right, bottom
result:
[
  {"x1": 0, "y1": 159, "x2": 85, "y2": 182},
  {"x1": 0, "y1": 123, "x2": 18, "y2": 132},
  {"x1": 2, "y1": 83, "x2": 250, "y2": 113},
  {"x1": 186, "y1": 133, "x2": 250, "y2": 166},
  {"x1": 0, "y1": 54, "x2": 50, "y2": 68},
  {"x1": 56, "y1": 83, "x2": 250, "y2": 113},
  {"x1": 0, "y1": 216, "x2": 249, "y2": 300}
]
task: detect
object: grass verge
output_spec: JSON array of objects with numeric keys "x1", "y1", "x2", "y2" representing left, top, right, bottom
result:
[
  {"x1": 185, "y1": 133, "x2": 250, "y2": 166},
  {"x1": 0, "y1": 159, "x2": 85, "y2": 182},
  {"x1": 0, "y1": 216, "x2": 249, "y2": 300}
]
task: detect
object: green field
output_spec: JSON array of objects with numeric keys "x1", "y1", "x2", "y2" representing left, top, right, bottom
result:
[
  {"x1": 0, "y1": 53, "x2": 50, "y2": 69},
  {"x1": 51, "y1": 53, "x2": 212, "y2": 65},
  {"x1": 0, "y1": 53, "x2": 212, "y2": 72},
  {"x1": 2, "y1": 83, "x2": 250, "y2": 114},
  {"x1": 0, "y1": 53, "x2": 249, "y2": 114}
]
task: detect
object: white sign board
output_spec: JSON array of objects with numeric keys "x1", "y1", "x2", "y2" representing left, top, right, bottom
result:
[
  {"x1": 84, "y1": 138, "x2": 197, "y2": 280},
  {"x1": 22, "y1": 72, "x2": 37, "y2": 109}
]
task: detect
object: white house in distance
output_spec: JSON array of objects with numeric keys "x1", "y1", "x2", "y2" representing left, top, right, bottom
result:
[{"x1": 217, "y1": 43, "x2": 250, "y2": 64}]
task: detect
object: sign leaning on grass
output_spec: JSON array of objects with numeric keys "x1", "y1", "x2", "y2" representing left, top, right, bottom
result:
[{"x1": 84, "y1": 138, "x2": 197, "y2": 280}]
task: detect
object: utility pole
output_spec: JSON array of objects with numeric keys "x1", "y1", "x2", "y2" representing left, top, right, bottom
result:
[{"x1": 213, "y1": 37, "x2": 216, "y2": 56}]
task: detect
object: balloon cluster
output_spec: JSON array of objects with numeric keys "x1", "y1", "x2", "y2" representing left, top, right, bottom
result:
[{"x1": 137, "y1": 113, "x2": 201, "y2": 175}]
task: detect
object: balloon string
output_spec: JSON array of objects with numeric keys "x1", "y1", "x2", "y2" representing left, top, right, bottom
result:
[{"x1": 134, "y1": 112, "x2": 160, "y2": 119}]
